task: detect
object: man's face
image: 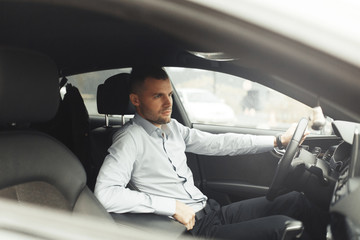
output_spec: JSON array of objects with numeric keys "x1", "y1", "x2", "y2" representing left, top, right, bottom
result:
[{"x1": 130, "y1": 77, "x2": 173, "y2": 128}]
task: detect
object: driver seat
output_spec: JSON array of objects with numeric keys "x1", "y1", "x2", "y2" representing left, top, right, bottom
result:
[{"x1": 0, "y1": 47, "x2": 111, "y2": 220}]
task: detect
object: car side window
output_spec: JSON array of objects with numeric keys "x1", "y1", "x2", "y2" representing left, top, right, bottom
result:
[
  {"x1": 62, "y1": 67, "x2": 332, "y2": 135},
  {"x1": 62, "y1": 69, "x2": 131, "y2": 116},
  {"x1": 167, "y1": 67, "x2": 331, "y2": 134}
]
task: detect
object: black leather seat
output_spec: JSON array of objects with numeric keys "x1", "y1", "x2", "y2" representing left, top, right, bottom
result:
[
  {"x1": 89, "y1": 73, "x2": 135, "y2": 190},
  {"x1": 0, "y1": 47, "x2": 111, "y2": 220}
]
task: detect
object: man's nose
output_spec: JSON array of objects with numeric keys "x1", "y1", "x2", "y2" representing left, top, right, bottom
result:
[{"x1": 164, "y1": 95, "x2": 172, "y2": 106}]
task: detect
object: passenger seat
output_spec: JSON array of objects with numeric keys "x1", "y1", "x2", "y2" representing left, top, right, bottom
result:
[
  {"x1": 0, "y1": 47, "x2": 112, "y2": 220},
  {"x1": 89, "y1": 73, "x2": 135, "y2": 191}
]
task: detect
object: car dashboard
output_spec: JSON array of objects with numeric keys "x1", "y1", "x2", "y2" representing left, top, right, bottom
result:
[{"x1": 327, "y1": 121, "x2": 360, "y2": 239}]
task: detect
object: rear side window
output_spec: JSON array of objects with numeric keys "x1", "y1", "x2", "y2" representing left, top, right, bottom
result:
[{"x1": 63, "y1": 69, "x2": 131, "y2": 116}]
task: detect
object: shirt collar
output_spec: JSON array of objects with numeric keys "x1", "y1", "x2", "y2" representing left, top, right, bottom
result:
[{"x1": 133, "y1": 113, "x2": 172, "y2": 137}]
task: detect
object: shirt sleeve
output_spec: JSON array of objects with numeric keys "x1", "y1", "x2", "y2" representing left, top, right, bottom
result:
[
  {"x1": 174, "y1": 120, "x2": 275, "y2": 156},
  {"x1": 94, "y1": 128, "x2": 176, "y2": 216}
]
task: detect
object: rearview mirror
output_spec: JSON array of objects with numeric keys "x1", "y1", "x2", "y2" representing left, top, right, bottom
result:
[{"x1": 309, "y1": 106, "x2": 326, "y2": 130}]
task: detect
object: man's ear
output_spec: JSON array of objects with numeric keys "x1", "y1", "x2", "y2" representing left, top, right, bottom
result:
[{"x1": 129, "y1": 93, "x2": 140, "y2": 107}]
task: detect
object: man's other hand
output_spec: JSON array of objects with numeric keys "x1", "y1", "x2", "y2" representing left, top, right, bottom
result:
[{"x1": 173, "y1": 201, "x2": 195, "y2": 230}]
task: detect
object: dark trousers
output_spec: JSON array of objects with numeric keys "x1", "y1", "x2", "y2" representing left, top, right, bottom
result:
[{"x1": 190, "y1": 192, "x2": 329, "y2": 240}]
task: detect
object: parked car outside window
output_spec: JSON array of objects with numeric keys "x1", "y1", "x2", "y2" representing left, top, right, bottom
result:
[{"x1": 176, "y1": 88, "x2": 237, "y2": 125}]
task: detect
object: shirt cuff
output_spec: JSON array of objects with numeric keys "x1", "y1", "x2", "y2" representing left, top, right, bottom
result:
[
  {"x1": 254, "y1": 135, "x2": 276, "y2": 152},
  {"x1": 151, "y1": 195, "x2": 176, "y2": 216}
]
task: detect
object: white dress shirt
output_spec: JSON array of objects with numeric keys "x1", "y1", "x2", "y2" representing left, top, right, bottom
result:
[{"x1": 94, "y1": 114, "x2": 275, "y2": 216}]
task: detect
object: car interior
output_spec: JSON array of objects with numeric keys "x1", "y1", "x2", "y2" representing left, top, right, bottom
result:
[
  {"x1": 0, "y1": 47, "x2": 111, "y2": 220},
  {"x1": 1, "y1": 1, "x2": 360, "y2": 239}
]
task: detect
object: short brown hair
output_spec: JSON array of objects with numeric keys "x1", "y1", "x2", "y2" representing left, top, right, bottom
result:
[{"x1": 130, "y1": 65, "x2": 169, "y2": 94}]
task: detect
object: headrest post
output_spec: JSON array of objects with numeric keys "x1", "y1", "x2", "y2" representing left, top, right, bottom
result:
[{"x1": 105, "y1": 114, "x2": 109, "y2": 127}]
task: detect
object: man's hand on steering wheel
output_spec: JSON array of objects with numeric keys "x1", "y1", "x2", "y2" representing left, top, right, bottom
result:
[
  {"x1": 274, "y1": 123, "x2": 309, "y2": 149},
  {"x1": 267, "y1": 118, "x2": 309, "y2": 201}
]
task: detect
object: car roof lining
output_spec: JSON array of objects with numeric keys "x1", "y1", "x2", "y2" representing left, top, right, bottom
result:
[{"x1": 1, "y1": 0, "x2": 360, "y2": 122}]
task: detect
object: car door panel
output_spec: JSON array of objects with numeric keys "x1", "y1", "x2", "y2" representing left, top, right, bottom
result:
[{"x1": 198, "y1": 152, "x2": 278, "y2": 205}]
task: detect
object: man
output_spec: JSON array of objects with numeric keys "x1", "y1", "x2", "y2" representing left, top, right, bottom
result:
[{"x1": 95, "y1": 66, "x2": 327, "y2": 239}]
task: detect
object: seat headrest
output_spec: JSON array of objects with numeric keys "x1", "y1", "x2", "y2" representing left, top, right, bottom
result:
[
  {"x1": 0, "y1": 47, "x2": 59, "y2": 124},
  {"x1": 97, "y1": 73, "x2": 135, "y2": 115}
]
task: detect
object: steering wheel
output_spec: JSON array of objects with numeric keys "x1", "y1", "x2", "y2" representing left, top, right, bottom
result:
[{"x1": 266, "y1": 118, "x2": 309, "y2": 201}]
